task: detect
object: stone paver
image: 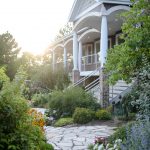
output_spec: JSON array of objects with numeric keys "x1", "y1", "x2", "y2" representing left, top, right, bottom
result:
[
  {"x1": 36, "y1": 108, "x2": 116, "y2": 150},
  {"x1": 45, "y1": 125, "x2": 115, "y2": 150}
]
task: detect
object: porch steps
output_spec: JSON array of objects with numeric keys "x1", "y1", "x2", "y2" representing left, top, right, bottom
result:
[{"x1": 109, "y1": 80, "x2": 132, "y2": 103}]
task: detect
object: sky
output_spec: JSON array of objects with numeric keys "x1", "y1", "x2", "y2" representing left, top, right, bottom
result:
[{"x1": 0, "y1": 0, "x2": 74, "y2": 55}]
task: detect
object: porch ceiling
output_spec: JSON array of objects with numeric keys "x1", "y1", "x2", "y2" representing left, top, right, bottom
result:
[
  {"x1": 80, "y1": 31, "x2": 100, "y2": 43},
  {"x1": 74, "y1": 9, "x2": 127, "y2": 36}
]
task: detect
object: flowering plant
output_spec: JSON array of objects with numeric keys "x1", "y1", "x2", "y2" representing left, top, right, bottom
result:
[
  {"x1": 89, "y1": 137, "x2": 122, "y2": 150},
  {"x1": 28, "y1": 109, "x2": 45, "y2": 131}
]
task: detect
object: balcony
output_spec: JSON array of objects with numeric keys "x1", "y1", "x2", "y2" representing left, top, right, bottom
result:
[{"x1": 81, "y1": 53, "x2": 100, "y2": 71}]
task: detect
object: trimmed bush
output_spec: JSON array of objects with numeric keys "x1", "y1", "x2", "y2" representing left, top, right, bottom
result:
[
  {"x1": 96, "y1": 109, "x2": 111, "y2": 120},
  {"x1": 73, "y1": 108, "x2": 95, "y2": 124},
  {"x1": 54, "y1": 118, "x2": 74, "y2": 127},
  {"x1": 48, "y1": 87, "x2": 100, "y2": 119}
]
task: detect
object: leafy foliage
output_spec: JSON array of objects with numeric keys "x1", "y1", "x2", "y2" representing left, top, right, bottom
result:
[
  {"x1": 95, "y1": 109, "x2": 111, "y2": 120},
  {"x1": 32, "y1": 93, "x2": 50, "y2": 108},
  {"x1": 0, "y1": 32, "x2": 20, "y2": 80},
  {"x1": 0, "y1": 67, "x2": 9, "y2": 90},
  {"x1": 106, "y1": 0, "x2": 150, "y2": 84},
  {"x1": 131, "y1": 62, "x2": 150, "y2": 120},
  {"x1": 48, "y1": 87, "x2": 100, "y2": 119},
  {"x1": 54, "y1": 23, "x2": 73, "y2": 41},
  {"x1": 54, "y1": 118, "x2": 74, "y2": 127},
  {"x1": 0, "y1": 69, "x2": 53, "y2": 150},
  {"x1": 108, "y1": 122, "x2": 134, "y2": 144},
  {"x1": 121, "y1": 120, "x2": 150, "y2": 150},
  {"x1": 73, "y1": 108, "x2": 95, "y2": 124},
  {"x1": 28, "y1": 109, "x2": 45, "y2": 131}
]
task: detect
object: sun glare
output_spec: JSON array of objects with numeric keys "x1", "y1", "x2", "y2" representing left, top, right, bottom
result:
[{"x1": 0, "y1": 0, "x2": 74, "y2": 56}]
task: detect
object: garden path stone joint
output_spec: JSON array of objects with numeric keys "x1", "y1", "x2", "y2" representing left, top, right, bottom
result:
[{"x1": 45, "y1": 125, "x2": 115, "y2": 150}]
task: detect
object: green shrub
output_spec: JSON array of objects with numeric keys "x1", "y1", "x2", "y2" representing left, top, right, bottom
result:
[
  {"x1": 108, "y1": 122, "x2": 134, "y2": 144},
  {"x1": 48, "y1": 87, "x2": 100, "y2": 119},
  {"x1": 73, "y1": 108, "x2": 95, "y2": 124},
  {"x1": 54, "y1": 118, "x2": 74, "y2": 127},
  {"x1": 0, "y1": 69, "x2": 54, "y2": 150},
  {"x1": 117, "y1": 113, "x2": 136, "y2": 121},
  {"x1": 32, "y1": 93, "x2": 50, "y2": 108},
  {"x1": 0, "y1": 67, "x2": 9, "y2": 90},
  {"x1": 95, "y1": 109, "x2": 111, "y2": 120},
  {"x1": 106, "y1": 105, "x2": 113, "y2": 113}
]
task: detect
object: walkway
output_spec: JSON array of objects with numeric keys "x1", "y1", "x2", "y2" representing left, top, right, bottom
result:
[
  {"x1": 34, "y1": 108, "x2": 116, "y2": 150},
  {"x1": 45, "y1": 125, "x2": 115, "y2": 150}
]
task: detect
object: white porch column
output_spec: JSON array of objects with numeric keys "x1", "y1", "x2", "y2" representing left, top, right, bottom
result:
[
  {"x1": 52, "y1": 50, "x2": 55, "y2": 71},
  {"x1": 73, "y1": 31, "x2": 78, "y2": 70},
  {"x1": 100, "y1": 15, "x2": 108, "y2": 68},
  {"x1": 64, "y1": 47, "x2": 67, "y2": 68},
  {"x1": 78, "y1": 41, "x2": 82, "y2": 72}
]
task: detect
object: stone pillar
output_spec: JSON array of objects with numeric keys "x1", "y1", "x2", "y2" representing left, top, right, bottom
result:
[
  {"x1": 99, "y1": 10, "x2": 109, "y2": 107},
  {"x1": 100, "y1": 68, "x2": 109, "y2": 108},
  {"x1": 72, "y1": 31, "x2": 79, "y2": 83},
  {"x1": 52, "y1": 50, "x2": 55, "y2": 72},
  {"x1": 64, "y1": 47, "x2": 67, "y2": 69},
  {"x1": 78, "y1": 41, "x2": 82, "y2": 72}
]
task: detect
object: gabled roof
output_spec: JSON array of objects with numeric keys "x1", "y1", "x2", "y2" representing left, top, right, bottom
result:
[
  {"x1": 68, "y1": 0, "x2": 97, "y2": 22},
  {"x1": 68, "y1": 0, "x2": 131, "y2": 22}
]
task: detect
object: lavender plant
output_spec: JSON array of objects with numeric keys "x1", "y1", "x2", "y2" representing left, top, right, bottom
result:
[{"x1": 121, "y1": 120, "x2": 150, "y2": 150}]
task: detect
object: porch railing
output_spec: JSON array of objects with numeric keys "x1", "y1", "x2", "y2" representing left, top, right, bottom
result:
[
  {"x1": 54, "y1": 61, "x2": 73, "y2": 72},
  {"x1": 81, "y1": 53, "x2": 100, "y2": 71}
]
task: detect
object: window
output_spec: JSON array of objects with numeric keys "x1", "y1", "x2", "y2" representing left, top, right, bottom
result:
[
  {"x1": 87, "y1": 44, "x2": 92, "y2": 64},
  {"x1": 116, "y1": 33, "x2": 124, "y2": 45},
  {"x1": 108, "y1": 38, "x2": 112, "y2": 49}
]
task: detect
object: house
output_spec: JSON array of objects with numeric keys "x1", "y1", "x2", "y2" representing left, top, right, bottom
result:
[{"x1": 49, "y1": 0, "x2": 132, "y2": 107}]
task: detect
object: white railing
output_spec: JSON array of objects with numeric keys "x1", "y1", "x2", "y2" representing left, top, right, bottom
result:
[
  {"x1": 82, "y1": 53, "x2": 100, "y2": 71},
  {"x1": 82, "y1": 53, "x2": 99, "y2": 64},
  {"x1": 68, "y1": 67, "x2": 101, "y2": 89}
]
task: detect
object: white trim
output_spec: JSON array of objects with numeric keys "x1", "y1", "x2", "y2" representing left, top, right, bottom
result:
[
  {"x1": 78, "y1": 28, "x2": 99, "y2": 42},
  {"x1": 69, "y1": 1, "x2": 131, "y2": 22},
  {"x1": 106, "y1": 5, "x2": 130, "y2": 15},
  {"x1": 80, "y1": 71, "x2": 99, "y2": 76},
  {"x1": 73, "y1": 2, "x2": 102, "y2": 22},
  {"x1": 73, "y1": 12, "x2": 101, "y2": 31},
  {"x1": 68, "y1": 0, "x2": 78, "y2": 21},
  {"x1": 53, "y1": 44, "x2": 64, "y2": 51},
  {"x1": 64, "y1": 38, "x2": 73, "y2": 47}
]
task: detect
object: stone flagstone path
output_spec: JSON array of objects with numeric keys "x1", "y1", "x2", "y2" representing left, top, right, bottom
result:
[
  {"x1": 45, "y1": 125, "x2": 115, "y2": 150},
  {"x1": 35, "y1": 108, "x2": 116, "y2": 150}
]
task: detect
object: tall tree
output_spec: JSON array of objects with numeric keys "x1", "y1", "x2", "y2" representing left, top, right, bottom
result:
[
  {"x1": 105, "y1": 0, "x2": 150, "y2": 84},
  {"x1": 0, "y1": 32, "x2": 20, "y2": 80},
  {"x1": 55, "y1": 23, "x2": 73, "y2": 41}
]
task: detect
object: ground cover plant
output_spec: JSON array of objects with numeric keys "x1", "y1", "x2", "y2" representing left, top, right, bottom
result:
[{"x1": 54, "y1": 117, "x2": 74, "y2": 127}]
